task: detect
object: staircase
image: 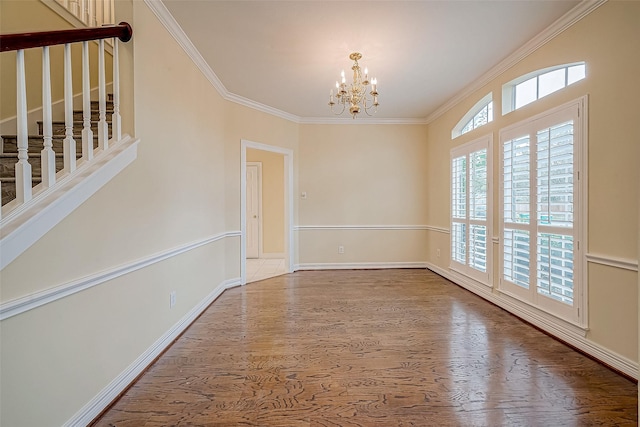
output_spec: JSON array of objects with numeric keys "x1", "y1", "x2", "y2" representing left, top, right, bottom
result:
[{"x1": 1, "y1": 95, "x2": 113, "y2": 206}]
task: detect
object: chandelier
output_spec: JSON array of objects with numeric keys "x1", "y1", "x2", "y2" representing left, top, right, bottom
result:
[{"x1": 328, "y1": 52, "x2": 379, "y2": 118}]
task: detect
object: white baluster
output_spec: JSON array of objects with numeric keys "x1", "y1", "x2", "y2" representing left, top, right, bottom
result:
[
  {"x1": 81, "y1": 41, "x2": 93, "y2": 161},
  {"x1": 89, "y1": 0, "x2": 96, "y2": 26},
  {"x1": 0, "y1": 138, "x2": 2, "y2": 216},
  {"x1": 98, "y1": 39, "x2": 108, "y2": 150},
  {"x1": 41, "y1": 46, "x2": 56, "y2": 188},
  {"x1": 82, "y1": 0, "x2": 89, "y2": 25},
  {"x1": 95, "y1": 0, "x2": 103, "y2": 26},
  {"x1": 112, "y1": 38, "x2": 121, "y2": 141},
  {"x1": 70, "y1": 0, "x2": 79, "y2": 18},
  {"x1": 15, "y1": 49, "x2": 32, "y2": 203},
  {"x1": 63, "y1": 43, "x2": 77, "y2": 173}
]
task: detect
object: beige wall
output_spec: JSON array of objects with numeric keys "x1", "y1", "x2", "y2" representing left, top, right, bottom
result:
[
  {"x1": 247, "y1": 148, "x2": 285, "y2": 255},
  {"x1": 1, "y1": 2, "x2": 228, "y2": 426},
  {"x1": 297, "y1": 123, "x2": 429, "y2": 265},
  {"x1": 222, "y1": 103, "x2": 300, "y2": 272},
  {"x1": 1, "y1": 1, "x2": 638, "y2": 426},
  {"x1": 0, "y1": 0, "x2": 113, "y2": 122},
  {"x1": 424, "y1": 1, "x2": 639, "y2": 361}
]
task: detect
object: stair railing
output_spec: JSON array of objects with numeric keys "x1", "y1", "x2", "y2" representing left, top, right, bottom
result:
[{"x1": 0, "y1": 22, "x2": 132, "y2": 220}]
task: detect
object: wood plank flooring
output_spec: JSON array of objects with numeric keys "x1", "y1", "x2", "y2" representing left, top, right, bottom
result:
[{"x1": 93, "y1": 269, "x2": 638, "y2": 426}]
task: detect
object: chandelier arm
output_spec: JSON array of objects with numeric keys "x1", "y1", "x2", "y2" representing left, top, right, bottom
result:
[
  {"x1": 328, "y1": 52, "x2": 378, "y2": 119},
  {"x1": 330, "y1": 102, "x2": 346, "y2": 116}
]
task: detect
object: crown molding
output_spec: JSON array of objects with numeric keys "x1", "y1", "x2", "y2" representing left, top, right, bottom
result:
[
  {"x1": 299, "y1": 117, "x2": 428, "y2": 125},
  {"x1": 225, "y1": 92, "x2": 300, "y2": 123},
  {"x1": 424, "y1": 0, "x2": 607, "y2": 125},
  {"x1": 144, "y1": 0, "x2": 301, "y2": 123},
  {"x1": 143, "y1": 0, "x2": 226, "y2": 95},
  {"x1": 145, "y1": 0, "x2": 605, "y2": 126}
]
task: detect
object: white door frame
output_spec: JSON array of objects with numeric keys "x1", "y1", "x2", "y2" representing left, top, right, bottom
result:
[
  {"x1": 241, "y1": 139, "x2": 294, "y2": 285},
  {"x1": 246, "y1": 162, "x2": 262, "y2": 259}
]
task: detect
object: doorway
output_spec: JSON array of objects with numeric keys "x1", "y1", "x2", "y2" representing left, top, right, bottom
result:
[
  {"x1": 241, "y1": 140, "x2": 294, "y2": 284},
  {"x1": 246, "y1": 162, "x2": 261, "y2": 259}
]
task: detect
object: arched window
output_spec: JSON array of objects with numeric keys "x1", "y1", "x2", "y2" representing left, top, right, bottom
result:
[
  {"x1": 452, "y1": 93, "x2": 493, "y2": 139},
  {"x1": 502, "y1": 62, "x2": 585, "y2": 114}
]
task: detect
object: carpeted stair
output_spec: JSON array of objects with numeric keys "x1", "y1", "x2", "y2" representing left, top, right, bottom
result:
[{"x1": 1, "y1": 96, "x2": 113, "y2": 205}]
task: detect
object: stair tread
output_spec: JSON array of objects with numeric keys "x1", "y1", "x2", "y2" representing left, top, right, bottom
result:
[
  {"x1": 2, "y1": 134, "x2": 99, "y2": 138},
  {"x1": 73, "y1": 109, "x2": 114, "y2": 113},
  {"x1": 1, "y1": 153, "x2": 67, "y2": 158},
  {"x1": 37, "y1": 120, "x2": 111, "y2": 124},
  {"x1": 3, "y1": 95, "x2": 114, "y2": 206},
  {"x1": 0, "y1": 177, "x2": 43, "y2": 182}
]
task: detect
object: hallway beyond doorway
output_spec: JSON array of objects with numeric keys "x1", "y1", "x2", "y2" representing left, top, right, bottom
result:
[{"x1": 246, "y1": 258, "x2": 285, "y2": 283}]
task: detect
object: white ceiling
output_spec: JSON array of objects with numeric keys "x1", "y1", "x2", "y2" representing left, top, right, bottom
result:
[{"x1": 161, "y1": 0, "x2": 581, "y2": 122}]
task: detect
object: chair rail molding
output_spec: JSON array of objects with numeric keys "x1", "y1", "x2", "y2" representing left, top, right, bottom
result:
[{"x1": 0, "y1": 230, "x2": 241, "y2": 320}]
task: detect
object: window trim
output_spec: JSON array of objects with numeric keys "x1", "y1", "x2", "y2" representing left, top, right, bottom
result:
[
  {"x1": 502, "y1": 62, "x2": 586, "y2": 115},
  {"x1": 452, "y1": 93, "x2": 494, "y2": 139},
  {"x1": 498, "y1": 96, "x2": 588, "y2": 328},
  {"x1": 450, "y1": 133, "x2": 493, "y2": 287}
]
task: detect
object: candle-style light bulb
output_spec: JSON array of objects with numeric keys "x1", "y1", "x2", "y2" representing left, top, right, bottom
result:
[{"x1": 341, "y1": 70, "x2": 346, "y2": 84}]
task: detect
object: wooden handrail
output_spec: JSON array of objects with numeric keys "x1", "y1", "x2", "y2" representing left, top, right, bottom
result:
[{"x1": 0, "y1": 22, "x2": 132, "y2": 52}]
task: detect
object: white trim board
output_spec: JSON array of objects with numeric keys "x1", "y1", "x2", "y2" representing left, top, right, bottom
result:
[
  {"x1": 424, "y1": 0, "x2": 606, "y2": 125},
  {"x1": 294, "y1": 225, "x2": 450, "y2": 234},
  {"x1": 63, "y1": 276, "x2": 242, "y2": 427},
  {"x1": 240, "y1": 139, "x2": 294, "y2": 285},
  {"x1": 296, "y1": 262, "x2": 428, "y2": 271},
  {"x1": 295, "y1": 225, "x2": 432, "y2": 231},
  {"x1": 586, "y1": 253, "x2": 638, "y2": 272},
  {"x1": 143, "y1": 0, "x2": 299, "y2": 123},
  {"x1": 144, "y1": 0, "x2": 602, "y2": 125},
  {"x1": 0, "y1": 83, "x2": 114, "y2": 136},
  {"x1": 425, "y1": 261, "x2": 638, "y2": 380},
  {"x1": 0, "y1": 231, "x2": 241, "y2": 320},
  {"x1": 298, "y1": 117, "x2": 427, "y2": 125},
  {"x1": 0, "y1": 135, "x2": 140, "y2": 270}
]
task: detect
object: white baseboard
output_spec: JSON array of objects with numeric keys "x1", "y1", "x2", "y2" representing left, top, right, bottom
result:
[
  {"x1": 425, "y1": 261, "x2": 638, "y2": 379},
  {"x1": 0, "y1": 230, "x2": 241, "y2": 320},
  {"x1": 295, "y1": 262, "x2": 428, "y2": 271},
  {"x1": 63, "y1": 276, "x2": 242, "y2": 427}
]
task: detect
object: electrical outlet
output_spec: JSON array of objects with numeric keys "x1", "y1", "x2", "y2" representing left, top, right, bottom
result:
[
  {"x1": 437, "y1": 249, "x2": 441, "y2": 258},
  {"x1": 170, "y1": 291, "x2": 176, "y2": 308},
  {"x1": 338, "y1": 245, "x2": 344, "y2": 254}
]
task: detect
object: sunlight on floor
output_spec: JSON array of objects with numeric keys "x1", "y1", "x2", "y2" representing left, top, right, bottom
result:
[{"x1": 246, "y1": 258, "x2": 285, "y2": 283}]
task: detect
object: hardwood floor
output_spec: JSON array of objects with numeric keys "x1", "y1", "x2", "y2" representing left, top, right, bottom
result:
[{"x1": 93, "y1": 269, "x2": 637, "y2": 426}]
